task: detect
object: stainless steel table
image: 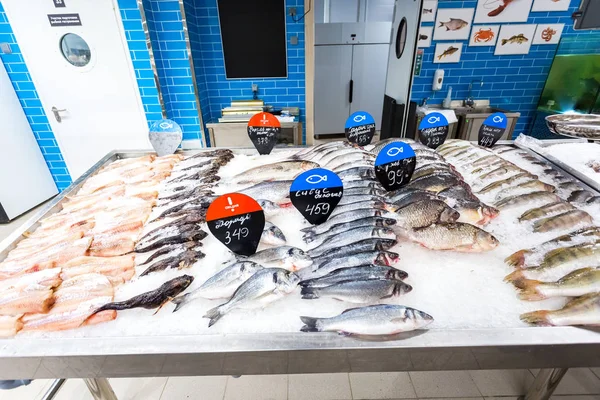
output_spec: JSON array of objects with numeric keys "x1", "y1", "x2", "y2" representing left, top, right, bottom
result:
[{"x1": 1, "y1": 146, "x2": 599, "y2": 400}]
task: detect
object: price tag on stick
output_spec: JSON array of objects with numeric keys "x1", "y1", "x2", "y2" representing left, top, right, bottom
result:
[
  {"x1": 374, "y1": 142, "x2": 416, "y2": 191},
  {"x1": 290, "y1": 168, "x2": 343, "y2": 225},
  {"x1": 345, "y1": 111, "x2": 376, "y2": 146},
  {"x1": 148, "y1": 119, "x2": 183, "y2": 156},
  {"x1": 206, "y1": 193, "x2": 265, "y2": 256},
  {"x1": 418, "y1": 112, "x2": 449, "y2": 149},
  {"x1": 478, "y1": 112, "x2": 507, "y2": 148},
  {"x1": 248, "y1": 112, "x2": 280, "y2": 155}
]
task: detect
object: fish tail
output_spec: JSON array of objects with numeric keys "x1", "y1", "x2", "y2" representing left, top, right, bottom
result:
[
  {"x1": 171, "y1": 293, "x2": 191, "y2": 312},
  {"x1": 504, "y1": 250, "x2": 528, "y2": 268},
  {"x1": 203, "y1": 305, "x2": 224, "y2": 327},
  {"x1": 516, "y1": 279, "x2": 546, "y2": 301},
  {"x1": 504, "y1": 269, "x2": 525, "y2": 283},
  {"x1": 300, "y1": 286, "x2": 320, "y2": 299},
  {"x1": 91, "y1": 302, "x2": 117, "y2": 315},
  {"x1": 438, "y1": 22, "x2": 444, "y2": 27},
  {"x1": 502, "y1": 39, "x2": 508, "y2": 45},
  {"x1": 520, "y1": 310, "x2": 552, "y2": 326},
  {"x1": 300, "y1": 316, "x2": 322, "y2": 332}
]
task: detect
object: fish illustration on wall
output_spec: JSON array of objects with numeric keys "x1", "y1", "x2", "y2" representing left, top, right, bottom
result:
[
  {"x1": 439, "y1": 18, "x2": 468, "y2": 31},
  {"x1": 501, "y1": 33, "x2": 528, "y2": 45},
  {"x1": 438, "y1": 46, "x2": 459, "y2": 60}
]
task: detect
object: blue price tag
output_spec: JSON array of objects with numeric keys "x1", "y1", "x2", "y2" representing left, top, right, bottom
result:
[
  {"x1": 479, "y1": 112, "x2": 507, "y2": 147},
  {"x1": 374, "y1": 142, "x2": 416, "y2": 191},
  {"x1": 290, "y1": 168, "x2": 343, "y2": 225},
  {"x1": 345, "y1": 111, "x2": 376, "y2": 146},
  {"x1": 418, "y1": 112, "x2": 449, "y2": 149}
]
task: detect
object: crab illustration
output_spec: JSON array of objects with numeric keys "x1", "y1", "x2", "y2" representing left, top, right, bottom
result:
[
  {"x1": 473, "y1": 28, "x2": 495, "y2": 43},
  {"x1": 541, "y1": 27, "x2": 557, "y2": 42}
]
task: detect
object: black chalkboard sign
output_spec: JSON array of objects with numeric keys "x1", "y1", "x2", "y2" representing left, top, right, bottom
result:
[{"x1": 218, "y1": 0, "x2": 287, "y2": 79}]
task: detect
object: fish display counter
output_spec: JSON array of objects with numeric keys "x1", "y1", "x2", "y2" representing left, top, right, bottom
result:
[{"x1": 0, "y1": 140, "x2": 599, "y2": 400}]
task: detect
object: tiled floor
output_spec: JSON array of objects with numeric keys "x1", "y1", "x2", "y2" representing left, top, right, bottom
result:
[
  {"x1": 1, "y1": 190, "x2": 600, "y2": 400},
  {"x1": 2, "y1": 369, "x2": 599, "y2": 400}
]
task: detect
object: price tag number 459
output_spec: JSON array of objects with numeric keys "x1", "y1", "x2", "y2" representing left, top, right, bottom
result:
[
  {"x1": 225, "y1": 227, "x2": 249, "y2": 244},
  {"x1": 306, "y1": 202, "x2": 330, "y2": 216}
]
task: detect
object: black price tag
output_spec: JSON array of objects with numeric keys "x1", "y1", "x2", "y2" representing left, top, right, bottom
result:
[
  {"x1": 345, "y1": 111, "x2": 376, "y2": 146},
  {"x1": 206, "y1": 193, "x2": 265, "y2": 256},
  {"x1": 374, "y1": 142, "x2": 416, "y2": 191},
  {"x1": 247, "y1": 112, "x2": 280, "y2": 155},
  {"x1": 418, "y1": 112, "x2": 449, "y2": 149},
  {"x1": 478, "y1": 112, "x2": 507, "y2": 147},
  {"x1": 290, "y1": 168, "x2": 343, "y2": 225}
]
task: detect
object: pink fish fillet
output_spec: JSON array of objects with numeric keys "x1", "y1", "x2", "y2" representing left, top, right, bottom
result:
[
  {"x1": 0, "y1": 288, "x2": 55, "y2": 316},
  {"x1": 0, "y1": 315, "x2": 24, "y2": 337},
  {"x1": 0, "y1": 268, "x2": 62, "y2": 292}
]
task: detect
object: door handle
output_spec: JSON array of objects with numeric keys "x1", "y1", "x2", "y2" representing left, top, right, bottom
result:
[
  {"x1": 349, "y1": 79, "x2": 354, "y2": 104},
  {"x1": 51, "y1": 106, "x2": 67, "y2": 123}
]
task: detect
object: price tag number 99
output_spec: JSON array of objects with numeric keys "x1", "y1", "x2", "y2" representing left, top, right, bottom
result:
[
  {"x1": 225, "y1": 227, "x2": 249, "y2": 244},
  {"x1": 305, "y1": 202, "x2": 330, "y2": 215},
  {"x1": 388, "y1": 169, "x2": 405, "y2": 186}
]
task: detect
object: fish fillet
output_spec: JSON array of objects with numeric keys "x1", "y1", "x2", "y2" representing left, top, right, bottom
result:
[
  {"x1": 0, "y1": 289, "x2": 55, "y2": 315},
  {"x1": 0, "y1": 315, "x2": 23, "y2": 337}
]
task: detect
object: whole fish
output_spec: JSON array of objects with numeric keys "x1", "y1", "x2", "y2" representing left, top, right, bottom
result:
[
  {"x1": 514, "y1": 267, "x2": 600, "y2": 301},
  {"x1": 502, "y1": 33, "x2": 528, "y2": 46},
  {"x1": 494, "y1": 191, "x2": 560, "y2": 209},
  {"x1": 204, "y1": 268, "x2": 299, "y2": 327},
  {"x1": 239, "y1": 181, "x2": 293, "y2": 203},
  {"x1": 532, "y1": 210, "x2": 593, "y2": 233},
  {"x1": 330, "y1": 200, "x2": 396, "y2": 218},
  {"x1": 407, "y1": 174, "x2": 471, "y2": 194},
  {"x1": 303, "y1": 216, "x2": 396, "y2": 245},
  {"x1": 138, "y1": 212, "x2": 206, "y2": 242},
  {"x1": 302, "y1": 251, "x2": 399, "y2": 280},
  {"x1": 407, "y1": 223, "x2": 499, "y2": 252},
  {"x1": 494, "y1": 180, "x2": 556, "y2": 201},
  {"x1": 301, "y1": 278, "x2": 412, "y2": 303},
  {"x1": 256, "y1": 199, "x2": 288, "y2": 216},
  {"x1": 172, "y1": 261, "x2": 264, "y2": 309},
  {"x1": 134, "y1": 224, "x2": 207, "y2": 253},
  {"x1": 390, "y1": 190, "x2": 446, "y2": 210},
  {"x1": 300, "y1": 265, "x2": 408, "y2": 289},
  {"x1": 262, "y1": 222, "x2": 287, "y2": 246},
  {"x1": 308, "y1": 227, "x2": 396, "y2": 257},
  {"x1": 437, "y1": 45, "x2": 460, "y2": 60},
  {"x1": 477, "y1": 165, "x2": 523, "y2": 182},
  {"x1": 568, "y1": 190, "x2": 594, "y2": 203},
  {"x1": 140, "y1": 249, "x2": 205, "y2": 276},
  {"x1": 505, "y1": 227, "x2": 600, "y2": 268},
  {"x1": 518, "y1": 202, "x2": 576, "y2": 222},
  {"x1": 311, "y1": 239, "x2": 397, "y2": 269},
  {"x1": 439, "y1": 18, "x2": 468, "y2": 31},
  {"x1": 412, "y1": 164, "x2": 459, "y2": 181},
  {"x1": 137, "y1": 242, "x2": 200, "y2": 267},
  {"x1": 394, "y1": 200, "x2": 460, "y2": 229},
  {"x1": 505, "y1": 243, "x2": 600, "y2": 283},
  {"x1": 231, "y1": 161, "x2": 318, "y2": 184},
  {"x1": 520, "y1": 293, "x2": 600, "y2": 326},
  {"x1": 154, "y1": 197, "x2": 213, "y2": 220},
  {"x1": 241, "y1": 246, "x2": 312, "y2": 271},
  {"x1": 90, "y1": 275, "x2": 194, "y2": 316},
  {"x1": 302, "y1": 209, "x2": 395, "y2": 236},
  {"x1": 477, "y1": 173, "x2": 537, "y2": 194},
  {"x1": 300, "y1": 304, "x2": 434, "y2": 335}
]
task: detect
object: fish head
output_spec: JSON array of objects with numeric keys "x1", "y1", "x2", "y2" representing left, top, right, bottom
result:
[
  {"x1": 382, "y1": 202, "x2": 400, "y2": 212},
  {"x1": 264, "y1": 224, "x2": 287, "y2": 245},
  {"x1": 375, "y1": 227, "x2": 397, "y2": 240},
  {"x1": 376, "y1": 239, "x2": 398, "y2": 251},
  {"x1": 378, "y1": 250, "x2": 399, "y2": 265},
  {"x1": 289, "y1": 247, "x2": 314, "y2": 269},
  {"x1": 382, "y1": 217, "x2": 397, "y2": 226},
  {"x1": 175, "y1": 274, "x2": 195, "y2": 289},
  {"x1": 406, "y1": 308, "x2": 435, "y2": 329},
  {"x1": 440, "y1": 206, "x2": 461, "y2": 223},
  {"x1": 481, "y1": 206, "x2": 499, "y2": 223},
  {"x1": 276, "y1": 270, "x2": 301, "y2": 292},
  {"x1": 301, "y1": 161, "x2": 319, "y2": 170},
  {"x1": 393, "y1": 282, "x2": 413, "y2": 296},
  {"x1": 239, "y1": 261, "x2": 263, "y2": 277},
  {"x1": 387, "y1": 268, "x2": 408, "y2": 281},
  {"x1": 474, "y1": 230, "x2": 500, "y2": 252}
]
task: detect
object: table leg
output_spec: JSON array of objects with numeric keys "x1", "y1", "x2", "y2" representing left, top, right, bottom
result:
[
  {"x1": 83, "y1": 378, "x2": 118, "y2": 400},
  {"x1": 520, "y1": 368, "x2": 568, "y2": 400},
  {"x1": 40, "y1": 379, "x2": 65, "y2": 400}
]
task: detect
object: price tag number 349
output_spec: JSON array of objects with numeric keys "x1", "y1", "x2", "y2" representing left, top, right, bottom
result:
[
  {"x1": 225, "y1": 227, "x2": 249, "y2": 244},
  {"x1": 306, "y1": 203, "x2": 330, "y2": 215}
]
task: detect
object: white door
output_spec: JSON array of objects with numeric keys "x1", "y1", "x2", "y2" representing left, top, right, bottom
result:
[
  {"x1": 314, "y1": 45, "x2": 353, "y2": 135},
  {"x1": 351, "y1": 44, "x2": 389, "y2": 129},
  {"x1": 3, "y1": 0, "x2": 151, "y2": 179}
]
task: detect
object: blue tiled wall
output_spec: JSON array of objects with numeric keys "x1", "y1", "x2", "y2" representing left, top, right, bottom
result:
[
  {"x1": 411, "y1": 0, "x2": 597, "y2": 137},
  {"x1": 0, "y1": 4, "x2": 69, "y2": 190},
  {"x1": 186, "y1": 0, "x2": 307, "y2": 143},
  {"x1": 142, "y1": 0, "x2": 205, "y2": 145},
  {"x1": 117, "y1": 0, "x2": 164, "y2": 127}
]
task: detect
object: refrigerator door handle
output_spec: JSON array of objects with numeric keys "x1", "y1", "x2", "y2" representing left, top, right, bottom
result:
[{"x1": 349, "y1": 79, "x2": 354, "y2": 103}]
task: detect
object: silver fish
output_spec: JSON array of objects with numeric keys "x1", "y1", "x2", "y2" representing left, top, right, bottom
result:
[
  {"x1": 302, "y1": 209, "x2": 396, "y2": 236},
  {"x1": 329, "y1": 200, "x2": 396, "y2": 218},
  {"x1": 262, "y1": 222, "x2": 287, "y2": 246},
  {"x1": 301, "y1": 251, "x2": 399, "y2": 280},
  {"x1": 301, "y1": 279, "x2": 412, "y2": 303},
  {"x1": 204, "y1": 268, "x2": 300, "y2": 326},
  {"x1": 300, "y1": 265, "x2": 408, "y2": 288},
  {"x1": 242, "y1": 246, "x2": 313, "y2": 271},
  {"x1": 308, "y1": 227, "x2": 397, "y2": 257},
  {"x1": 239, "y1": 181, "x2": 293, "y2": 203},
  {"x1": 300, "y1": 304, "x2": 434, "y2": 335},
  {"x1": 311, "y1": 239, "x2": 397, "y2": 269},
  {"x1": 303, "y1": 216, "x2": 396, "y2": 245},
  {"x1": 172, "y1": 261, "x2": 264, "y2": 309}
]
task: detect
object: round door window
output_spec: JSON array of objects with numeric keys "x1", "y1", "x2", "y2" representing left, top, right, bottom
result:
[{"x1": 60, "y1": 33, "x2": 91, "y2": 67}]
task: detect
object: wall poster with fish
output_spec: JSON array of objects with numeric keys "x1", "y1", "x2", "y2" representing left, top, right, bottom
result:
[
  {"x1": 434, "y1": 8, "x2": 475, "y2": 41},
  {"x1": 421, "y1": 0, "x2": 438, "y2": 22},
  {"x1": 533, "y1": 23, "x2": 565, "y2": 45},
  {"x1": 494, "y1": 24, "x2": 536, "y2": 55},
  {"x1": 434, "y1": 42, "x2": 463, "y2": 63},
  {"x1": 531, "y1": 0, "x2": 571, "y2": 12},
  {"x1": 469, "y1": 25, "x2": 500, "y2": 47},
  {"x1": 418, "y1": 26, "x2": 433, "y2": 48},
  {"x1": 474, "y1": 0, "x2": 534, "y2": 23}
]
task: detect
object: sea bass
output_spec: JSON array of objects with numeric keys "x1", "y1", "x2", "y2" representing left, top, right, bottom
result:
[
  {"x1": 204, "y1": 268, "x2": 299, "y2": 327},
  {"x1": 300, "y1": 265, "x2": 408, "y2": 289},
  {"x1": 241, "y1": 246, "x2": 313, "y2": 271},
  {"x1": 300, "y1": 304, "x2": 434, "y2": 335},
  {"x1": 302, "y1": 251, "x2": 399, "y2": 280},
  {"x1": 301, "y1": 279, "x2": 412, "y2": 303},
  {"x1": 520, "y1": 293, "x2": 600, "y2": 326},
  {"x1": 308, "y1": 227, "x2": 396, "y2": 257}
]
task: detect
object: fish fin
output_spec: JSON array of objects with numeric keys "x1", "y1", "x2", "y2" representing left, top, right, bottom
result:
[
  {"x1": 203, "y1": 306, "x2": 224, "y2": 327},
  {"x1": 300, "y1": 286, "x2": 320, "y2": 299},
  {"x1": 153, "y1": 298, "x2": 172, "y2": 315},
  {"x1": 172, "y1": 293, "x2": 191, "y2": 312},
  {"x1": 517, "y1": 285, "x2": 546, "y2": 301},
  {"x1": 299, "y1": 316, "x2": 321, "y2": 332},
  {"x1": 504, "y1": 250, "x2": 528, "y2": 268},
  {"x1": 341, "y1": 306, "x2": 366, "y2": 314},
  {"x1": 338, "y1": 331, "x2": 353, "y2": 336},
  {"x1": 300, "y1": 226, "x2": 314, "y2": 234},
  {"x1": 504, "y1": 269, "x2": 525, "y2": 283},
  {"x1": 520, "y1": 310, "x2": 552, "y2": 326},
  {"x1": 446, "y1": 27, "x2": 450, "y2": 31}
]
